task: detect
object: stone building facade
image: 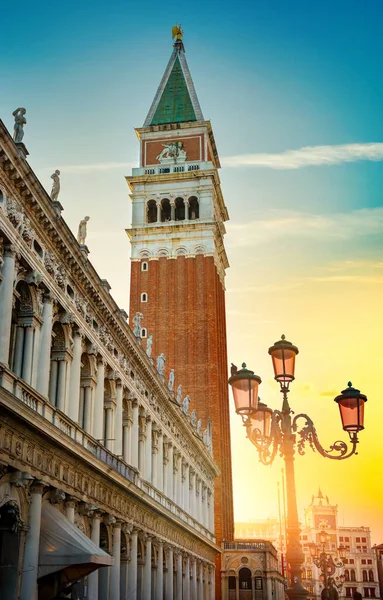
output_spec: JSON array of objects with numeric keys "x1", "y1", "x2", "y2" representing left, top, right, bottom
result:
[
  {"x1": 220, "y1": 540, "x2": 285, "y2": 600},
  {"x1": 0, "y1": 118, "x2": 219, "y2": 599},
  {"x1": 301, "y1": 491, "x2": 380, "y2": 600}
]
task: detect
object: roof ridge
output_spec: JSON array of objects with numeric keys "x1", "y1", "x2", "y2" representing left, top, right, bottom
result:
[{"x1": 143, "y1": 40, "x2": 204, "y2": 127}]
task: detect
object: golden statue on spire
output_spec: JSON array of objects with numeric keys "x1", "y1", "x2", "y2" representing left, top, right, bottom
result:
[{"x1": 172, "y1": 23, "x2": 184, "y2": 41}]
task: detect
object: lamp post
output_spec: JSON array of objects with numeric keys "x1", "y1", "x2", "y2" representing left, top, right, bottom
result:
[
  {"x1": 309, "y1": 532, "x2": 346, "y2": 596},
  {"x1": 229, "y1": 335, "x2": 367, "y2": 600}
]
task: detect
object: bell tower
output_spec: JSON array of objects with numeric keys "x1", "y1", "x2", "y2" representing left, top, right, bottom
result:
[{"x1": 126, "y1": 31, "x2": 234, "y2": 554}]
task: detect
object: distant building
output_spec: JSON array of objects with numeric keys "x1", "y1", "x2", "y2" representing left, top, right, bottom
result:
[
  {"x1": 234, "y1": 491, "x2": 380, "y2": 600},
  {"x1": 372, "y1": 544, "x2": 383, "y2": 600},
  {"x1": 301, "y1": 490, "x2": 380, "y2": 600}
]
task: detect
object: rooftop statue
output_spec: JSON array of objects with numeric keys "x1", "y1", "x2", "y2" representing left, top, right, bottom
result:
[
  {"x1": 12, "y1": 108, "x2": 27, "y2": 143},
  {"x1": 132, "y1": 312, "x2": 144, "y2": 338},
  {"x1": 168, "y1": 368, "x2": 175, "y2": 392},
  {"x1": 172, "y1": 23, "x2": 183, "y2": 41},
  {"x1": 50, "y1": 170, "x2": 61, "y2": 202},
  {"x1": 157, "y1": 353, "x2": 166, "y2": 378},
  {"x1": 182, "y1": 394, "x2": 190, "y2": 416},
  {"x1": 190, "y1": 409, "x2": 197, "y2": 429},
  {"x1": 77, "y1": 216, "x2": 90, "y2": 245},
  {"x1": 176, "y1": 384, "x2": 182, "y2": 405},
  {"x1": 146, "y1": 333, "x2": 153, "y2": 357}
]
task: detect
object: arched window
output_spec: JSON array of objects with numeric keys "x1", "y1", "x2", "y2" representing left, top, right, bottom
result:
[
  {"x1": 161, "y1": 198, "x2": 171, "y2": 222},
  {"x1": 351, "y1": 570, "x2": 356, "y2": 581},
  {"x1": 141, "y1": 261, "x2": 148, "y2": 272},
  {"x1": 141, "y1": 328, "x2": 147, "y2": 338},
  {"x1": 345, "y1": 570, "x2": 350, "y2": 582},
  {"x1": 147, "y1": 200, "x2": 157, "y2": 223},
  {"x1": 369, "y1": 570, "x2": 374, "y2": 582},
  {"x1": 175, "y1": 197, "x2": 185, "y2": 221},
  {"x1": 363, "y1": 571, "x2": 368, "y2": 582},
  {"x1": 239, "y1": 567, "x2": 252, "y2": 590},
  {"x1": 140, "y1": 292, "x2": 148, "y2": 302},
  {"x1": 188, "y1": 196, "x2": 199, "y2": 220}
]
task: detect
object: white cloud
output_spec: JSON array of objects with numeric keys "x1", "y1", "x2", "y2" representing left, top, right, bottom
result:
[
  {"x1": 226, "y1": 207, "x2": 383, "y2": 247},
  {"x1": 222, "y1": 143, "x2": 383, "y2": 169}
]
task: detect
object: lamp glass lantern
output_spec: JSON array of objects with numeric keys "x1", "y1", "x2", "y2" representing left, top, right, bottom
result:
[
  {"x1": 268, "y1": 335, "x2": 299, "y2": 386},
  {"x1": 338, "y1": 545, "x2": 347, "y2": 560},
  {"x1": 334, "y1": 383, "x2": 367, "y2": 433},
  {"x1": 249, "y1": 401, "x2": 273, "y2": 439},
  {"x1": 228, "y1": 364, "x2": 262, "y2": 417},
  {"x1": 319, "y1": 530, "x2": 327, "y2": 545}
]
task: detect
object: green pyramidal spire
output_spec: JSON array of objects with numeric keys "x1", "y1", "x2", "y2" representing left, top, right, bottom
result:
[{"x1": 144, "y1": 38, "x2": 204, "y2": 127}]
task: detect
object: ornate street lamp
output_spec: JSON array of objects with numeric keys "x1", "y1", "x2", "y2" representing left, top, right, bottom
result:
[
  {"x1": 309, "y1": 531, "x2": 346, "y2": 594},
  {"x1": 229, "y1": 335, "x2": 367, "y2": 600}
]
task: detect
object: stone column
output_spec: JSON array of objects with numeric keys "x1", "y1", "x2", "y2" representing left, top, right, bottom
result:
[
  {"x1": 184, "y1": 555, "x2": 190, "y2": 600},
  {"x1": 156, "y1": 201, "x2": 161, "y2": 222},
  {"x1": 83, "y1": 385, "x2": 93, "y2": 433},
  {"x1": 20, "y1": 481, "x2": 44, "y2": 600},
  {"x1": 93, "y1": 358, "x2": 105, "y2": 440},
  {"x1": 209, "y1": 566, "x2": 215, "y2": 600},
  {"x1": 143, "y1": 534, "x2": 152, "y2": 599},
  {"x1": 13, "y1": 325, "x2": 24, "y2": 376},
  {"x1": 204, "y1": 564, "x2": 209, "y2": 599},
  {"x1": 145, "y1": 416, "x2": 152, "y2": 482},
  {"x1": 68, "y1": 329, "x2": 82, "y2": 422},
  {"x1": 184, "y1": 199, "x2": 189, "y2": 220},
  {"x1": 128, "y1": 528, "x2": 138, "y2": 600},
  {"x1": 110, "y1": 521, "x2": 121, "y2": 600},
  {"x1": 170, "y1": 201, "x2": 175, "y2": 221},
  {"x1": 88, "y1": 512, "x2": 101, "y2": 600},
  {"x1": 123, "y1": 421, "x2": 131, "y2": 464},
  {"x1": 36, "y1": 294, "x2": 53, "y2": 396},
  {"x1": 177, "y1": 455, "x2": 182, "y2": 507},
  {"x1": 198, "y1": 561, "x2": 204, "y2": 600},
  {"x1": 105, "y1": 406, "x2": 113, "y2": 451},
  {"x1": 131, "y1": 400, "x2": 139, "y2": 469},
  {"x1": 56, "y1": 360, "x2": 67, "y2": 412},
  {"x1": 191, "y1": 558, "x2": 197, "y2": 599},
  {"x1": 0, "y1": 245, "x2": 16, "y2": 365},
  {"x1": 156, "y1": 540, "x2": 164, "y2": 600},
  {"x1": 152, "y1": 427, "x2": 159, "y2": 489},
  {"x1": 22, "y1": 325, "x2": 34, "y2": 384},
  {"x1": 157, "y1": 430, "x2": 164, "y2": 492},
  {"x1": 115, "y1": 380, "x2": 123, "y2": 456},
  {"x1": 208, "y1": 490, "x2": 214, "y2": 532},
  {"x1": 183, "y1": 463, "x2": 190, "y2": 513},
  {"x1": 166, "y1": 546, "x2": 173, "y2": 600},
  {"x1": 138, "y1": 413, "x2": 146, "y2": 475},
  {"x1": 221, "y1": 574, "x2": 228, "y2": 600},
  {"x1": 189, "y1": 470, "x2": 195, "y2": 519},
  {"x1": 176, "y1": 551, "x2": 183, "y2": 600},
  {"x1": 65, "y1": 498, "x2": 76, "y2": 524}
]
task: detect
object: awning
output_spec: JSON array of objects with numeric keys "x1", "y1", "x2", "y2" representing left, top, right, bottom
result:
[{"x1": 38, "y1": 502, "x2": 113, "y2": 583}]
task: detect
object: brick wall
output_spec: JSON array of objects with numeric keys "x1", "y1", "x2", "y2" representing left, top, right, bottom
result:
[{"x1": 130, "y1": 255, "x2": 234, "y2": 546}]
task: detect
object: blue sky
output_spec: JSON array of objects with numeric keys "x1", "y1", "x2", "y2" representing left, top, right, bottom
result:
[{"x1": 2, "y1": 0, "x2": 383, "y2": 536}]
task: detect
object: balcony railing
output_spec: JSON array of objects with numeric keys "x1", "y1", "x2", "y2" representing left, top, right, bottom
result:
[
  {"x1": 131, "y1": 161, "x2": 214, "y2": 176},
  {"x1": 0, "y1": 367, "x2": 216, "y2": 543}
]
